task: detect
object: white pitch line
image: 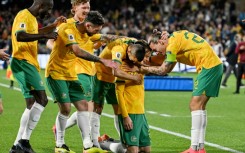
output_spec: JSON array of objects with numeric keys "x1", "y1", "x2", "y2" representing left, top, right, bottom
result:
[
  {"x1": 0, "y1": 82, "x2": 243, "y2": 153},
  {"x1": 159, "y1": 114, "x2": 172, "y2": 117},
  {"x1": 146, "y1": 110, "x2": 223, "y2": 118},
  {"x1": 146, "y1": 111, "x2": 158, "y2": 114}
]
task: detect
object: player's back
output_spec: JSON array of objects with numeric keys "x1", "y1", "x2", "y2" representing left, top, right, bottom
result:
[
  {"x1": 95, "y1": 37, "x2": 137, "y2": 83},
  {"x1": 168, "y1": 30, "x2": 222, "y2": 72}
]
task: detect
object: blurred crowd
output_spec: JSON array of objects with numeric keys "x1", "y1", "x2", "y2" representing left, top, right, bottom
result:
[{"x1": 0, "y1": 0, "x2": 245, "y2": 57}]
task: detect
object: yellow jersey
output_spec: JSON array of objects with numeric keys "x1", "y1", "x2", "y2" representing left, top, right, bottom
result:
[
  {"x1": 45, "y1": 22, "x2": 100, "y2": 80},
  {"x1": 166, "y1": 30, "x2": 222, "y2": 73},
  {"x1": 66, "y1": 18, "x2": 97, "y2": 76},
  {"x1": 11, "y1": 9, "x2": 40, "y2": 70},
  {"x1": 116, "y1": 72, "x2": 145, "y2": 117},
  {"x1": 95, "y1": 38, "x2": 137, "y2": 83}
]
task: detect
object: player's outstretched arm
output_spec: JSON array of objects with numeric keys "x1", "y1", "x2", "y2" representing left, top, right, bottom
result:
[
  {"x1": 140, "y1": 61, "x2": 176, "y2": 75},
  {"x1": 71, "y1": 44, "x2": 117, "y2": 69},
  {"x1": 16, "y1": 31, "x2": 58, "y2": 42},
  {"x1": 0, "y1": 48, "x2": 10, "y2": 61},
  {"x1": 39, "y1": 16, "x2": 66, "y2": 34},
  {"x1": 99, "y1": 34, "x2": 125, "y2": 44}
]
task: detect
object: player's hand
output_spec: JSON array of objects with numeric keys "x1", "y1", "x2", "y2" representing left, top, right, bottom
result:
[
  {"x1": 123, "y1": 116, "x2": 133, "y2": 131},
  {"x1": 133, "y1": 74, "x2": 143, "y2": 85},
  {"x1": 101, "y1": 59, "x2": 118, "y2": 69},
  {"x1": 161, "y1": 31, "x2": 170, "y2": 40},
  {"x1": 0, "y1": 49, "x2": 10, "y2": 61},
  {"x1": 53, "y1": 16, "x2": 67, "y2": 27},
  {"x1": 242, "y1": 19, "x2": 245, "y2": 23},
  {"x1": 139, "y1": 66, "x2": 149, "y2": 74},
  {"x1": 45, "y1": 32, "x2": 58, "y2": 40}
]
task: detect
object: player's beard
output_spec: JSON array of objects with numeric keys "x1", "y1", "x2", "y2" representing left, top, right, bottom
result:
[{"x1": 86, "y1": 31, "x2": 93, "y2": 36}]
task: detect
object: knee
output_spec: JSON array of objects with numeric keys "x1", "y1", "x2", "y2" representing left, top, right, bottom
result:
[
  {"x1": 189, "y1": 101, "x2": 200, "y2": 111},
  {"x1": 139, "y1": 146, "x2": 151, "y2": 153},
  {"x1": 94, "y1": 104, "x2": 103, "y2": 114},
  {"x1": 127, "y1": 147, "x2": 138, "y2": 153},
  {"x1": 41, "y1": 97, "x2": 48, "y2": 107},
  {"x1": 60, "y1": 107, "x2": 71, "y2": 116}
]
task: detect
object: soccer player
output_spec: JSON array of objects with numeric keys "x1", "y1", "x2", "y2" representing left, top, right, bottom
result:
[
  {"x1": 90, "y1": 38, "x2": 145, "y2": 149},
  {"x1": 141, "y1": 30, "x2": 223, "y2": 153},
  {"x1": 110, "y1": 41, "x2": 151, "y2": 153},
  {"x1": 45, "y1": 11, "x2": 119, "y2": 153},
  {"x1": 9, "y1": 0, "x2": 66, "y2": 152},
  {"x1": 116, "y1": 64, "x2": 151, "y2": 153},
  {"x1": 98, "y1": 40, "x2": 153, "y2": 153}
]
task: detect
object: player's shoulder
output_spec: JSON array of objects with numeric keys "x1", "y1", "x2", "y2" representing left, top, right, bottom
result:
[
  {"x1": 58, "y1": 22, "x2": 76, "y2": 32},
  {"x1": 66, "y1": 18, "x2": 76, "y2": 23},
  {"x1": 14, "y1": 9, "x2": 31, "y2": 21}
]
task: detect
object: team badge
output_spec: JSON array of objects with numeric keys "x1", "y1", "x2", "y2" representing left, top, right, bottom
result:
[
  {"x1": 20, "y1": 23, "x2": 26, "y2": 29},
  {"x1": 116, "y1": 52, "x2": 121, "y2": 59},
  {"x1": 130, "y1": 136, "x2": 137, "y2": 142},
  {"x1": 61, "y1": 93, "x2": 67, "y2": 99},
  {"x1": 68, "y1": 34, "x2": 75, "y2": 41}
]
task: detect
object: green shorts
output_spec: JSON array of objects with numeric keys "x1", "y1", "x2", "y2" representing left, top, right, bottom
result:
[
  {"x1": 10, "y1": 58, "x2": 45, "y2": 98},
  {"x1": 78, "y1": 73, "x2": 94, "y2": 101},
  {"x1": 118, "y1": 114, "x2": 151, "y2": 147},
  {"x1": 193, "y1": 64, "x2": 223, "y2": 97},
  {"x1": 46, "y1": 76, "x2": 84, "y2": 103},
  {"x1": 92, "y1": 75, "x2": 118, "y2": 105}
]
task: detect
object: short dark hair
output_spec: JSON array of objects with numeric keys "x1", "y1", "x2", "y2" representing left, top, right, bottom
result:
[
  {"x1": 135, "y1": 39, "x2": 151, "y2": 52},
  {"x1": 148, "y1": 29, "x2": 161, "y2": 44},
  {"x1": 84, "y1": 11, "x2": 105, "y2": 26},
  {"x1": 131, "y1": 44, "x2": 146, "y2": 62}
]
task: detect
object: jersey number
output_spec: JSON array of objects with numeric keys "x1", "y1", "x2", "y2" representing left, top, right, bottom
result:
[{"x1": 184, "y1": 32, "x2": 204, "y2": 44}]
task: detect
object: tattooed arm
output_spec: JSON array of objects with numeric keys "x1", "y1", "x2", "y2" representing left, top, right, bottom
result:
[
  {"x1": 100, "y1": 34, "x2": 125, "y2": 43},
  {"x1": 140, "y1": 61, "x2": 176, "y2": 75},
  {"x1": 71, "y1": 44, "x2": 117, "y2": 69}
]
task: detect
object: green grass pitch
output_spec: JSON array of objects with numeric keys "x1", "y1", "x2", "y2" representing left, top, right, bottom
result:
[{"x1": 0, "y1": 70, "x2": 245, "y2": 153}]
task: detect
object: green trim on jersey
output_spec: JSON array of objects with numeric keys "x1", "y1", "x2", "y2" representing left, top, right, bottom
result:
[
  {"x1": 65, "y1": 42, "x2": 78, "y2": 47},
  {"x1": 113, "y1": 59, "x2": 122, "y2": 64}
]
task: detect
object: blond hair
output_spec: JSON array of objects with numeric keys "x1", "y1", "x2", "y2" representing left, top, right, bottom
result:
[{"x1": 71, "y1": 0, "x2": 90, "y2": 15}]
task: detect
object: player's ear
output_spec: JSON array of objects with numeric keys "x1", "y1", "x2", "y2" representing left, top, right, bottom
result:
[
  {"x1": 127, "y1": 45, "x2": 132, "y2": 53},
  {"x1": 85, "y1": 22, "x2": 91, "y2": 28}
]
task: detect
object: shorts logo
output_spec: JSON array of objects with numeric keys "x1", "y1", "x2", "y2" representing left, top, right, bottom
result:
[
  {"x1": 68, "y1": 34, "x2": 75, "y2": 41},
  {"x1": 61, "y1": 93, "x2": 67, "y2": 99},
  {"x1": 131, "y1": 136, "x2": 137, "y2": 142},
  {"x1": 20, "y1": 23, "x2": 26, "y2": 29},
  {"x1": 39, "y1": 81, "x2": 44, "y2": 86},
  {"x1": 116, "y1": 52, "x2": 121, "y2": 59}
]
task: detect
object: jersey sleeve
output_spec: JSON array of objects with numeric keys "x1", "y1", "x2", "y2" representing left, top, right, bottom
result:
[
  {"x1": 111, "y1": 45, "x2": 125, "y2": 64},
  {"x1": 63, "y1": 29, "x2": 78, "y2": 47},
  {"x1": 14, "y1": 17, "x2": 29, "y2": 34},
  {"x1": 90, "y1": 34, "x2": 101, "y2": 42},
  {"x1": 116, "y1": 82, "x2": 129, "y2": 118}
]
